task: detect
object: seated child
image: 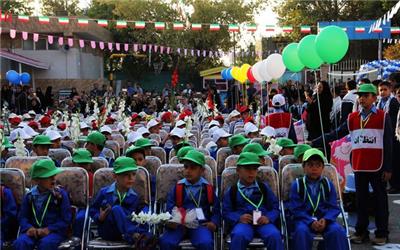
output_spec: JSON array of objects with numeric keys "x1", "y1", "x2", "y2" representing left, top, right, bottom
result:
[
  {"x1": 32, "y1": 135, "x2": 61, "y2": 167},
  {"x1": 13, "y1": 159, "x2": 72, "y2": 250},
  {"x1": 1, "y1": 184, "x2": 18, "y2": 247},
  {"x1": 71, "y1": 149, "x2": 94, "y2": 238},
  {"x1": 89, "y1": 156, "x2": 152, "y2": 245},
  {"x1": 293, "y1": 144, "x2": 312, "y2": 163},
  {"x1": 242, "y1": 143, "x2": 270, "y2": 166},
  {"x1": 288, "y1": 148, "x2": 348, "y2": 250},
  {"x1": 222, "y1": 152, "x2": 283, "y2": 250},
  {"x1": 176, "y1": 146, "x2": 194, "y2": 163},
  {"x1": 277, "y1": 138, "x2": 297, "y2": 156},
  {"x1": 229, "y1": 135, "x2": 250, "y2": 155},
  {"x1": 159, "y1": 150, "x2": 220, "y2": 250}
]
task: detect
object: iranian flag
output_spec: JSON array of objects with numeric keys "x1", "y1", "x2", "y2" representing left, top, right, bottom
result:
[
  {"x1": 373, "y1": 27, "x2": 383, "y2": 33},
  {"x1": 18, "y1": 15, "x2": 29, "y2": 22},
  {"x1": 300, "y1": 25, "x2": 311, "y2": 33},
  {"x1": 210, "y1": 23, "x2": 220, "y2": 31},
  {"x1": 155, "y1": 22, "x2": 165, "y2": 30},
  {"x1": 282, "y1": 26, "x2": 293, "y2": 33},
  {"x1": 97, "y1": 20, "x2": 108, "y2": 27},
  {"x1": 191, "y1": 23, "x2": 202, "y2": 30},
  {"x1": 39, "y1": 16, "x2": 50, "y2": 24},
  {"x1": 355, "y1": 27, "x2": 365, "y2": 33},
  {"x1": 116, "y1": 20, "x2": 127, "y2": 28},
  {"x1": 391, "y1": 27, "x2": 400, "y2": 34},
  {"x1": 78, "y1": 19, "x2": 89, "y2": 26},
  {"x1": 58, "y1": 17, "x2": 69, "y2": 25},
  {"x1": 173, "y1": 22, "x2": 184, "y2": 30},
  {"x1": 228, "y1": 24, "x2": 239, "y2": 32},
  {"x1": 246, "y1": 24, "x2": 257, "y2": 32},
  {"x1": 266, "y1": 25, "x2": 275, "y2": 32},
  {"x1": 135, "y1": 21, "x2": 145, "y2": 29}
]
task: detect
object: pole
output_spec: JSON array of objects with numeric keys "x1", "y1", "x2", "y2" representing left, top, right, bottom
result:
[
  {"x1": 378, "y1": 39, "x2": 382, "y2": 60},
  {"x1": 314, "y1": 70, "x2": 327, "y2": 158}
]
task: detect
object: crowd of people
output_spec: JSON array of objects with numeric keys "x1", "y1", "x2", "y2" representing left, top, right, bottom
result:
[{"x1": 1, "y1": 72, "x2": 400, "y2": 250}]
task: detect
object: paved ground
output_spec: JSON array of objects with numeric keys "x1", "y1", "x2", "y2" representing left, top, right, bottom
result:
[{"x1": 350, "y1": 195, "x2": 400, "y2": 250}]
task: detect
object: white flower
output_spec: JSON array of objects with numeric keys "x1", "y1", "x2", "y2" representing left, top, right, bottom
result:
[
  {"x1": 14, "y1": 135, "x2": 26, "y2": 157},
  {"x1": 267, "y1": 138, "x2": 282, "y2": 156},
  {"x1": 131, "y1": 211, "x2": 172, "y2": 225}
]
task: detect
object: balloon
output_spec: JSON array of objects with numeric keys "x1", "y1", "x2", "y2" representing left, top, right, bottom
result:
[
  {"x1": 20, "y1": 73, "x2": 31, "y2": 85},
  {"x1": 316, "y1": 25, "x2": 349, "y2": 64},
  {"x1": 298, "y1": 35, "x2": 323, "y2": 69},
  {"x1": 231, "y1": 66, "x2": 241, "y2": 81},
  {"x1": 265, "y1": 53, "x2": 286, "y2": 79},
  {"x1": 282, "y1": 43, "x2": 304, "y2": 72},
  {"x1": 226, "y1": 68, "x2": 233, "y2": 80},
  {"x1": 6, "y1": 70, "x2": 20, "y2": 84},
  {"x1": 247, "y1": 67, "x2": 256, "y2": 83},
  {"x1": 221, "y1": 69, "x2": 227, "y2": 80},
  {"x1": 239, "y1": 64, "x2": 251, "y2": 83},
  {"x1": 251, "y1": 62, "x2": 264, "y2": 83},
  {"x1": 258, "y1": 60, "x2": 272, "y2": 82}
]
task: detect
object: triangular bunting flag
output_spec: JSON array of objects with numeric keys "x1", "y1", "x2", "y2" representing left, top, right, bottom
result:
[
  {"x1": 79, "y1": 39, "x2": 85, "y2": 48},
  {"x1": 22, "y1": 31, "x2": 28, "y2": 40},
  {"x1": 33, "y1": 33, "x2": 39, "y2": 42}
]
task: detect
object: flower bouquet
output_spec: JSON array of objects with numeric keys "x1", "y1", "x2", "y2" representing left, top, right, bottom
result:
[{"x1": 131, "y1": 211, "x2": 172, "y2": 226}]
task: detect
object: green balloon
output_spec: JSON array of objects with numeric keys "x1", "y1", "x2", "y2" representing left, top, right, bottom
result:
[
  {"x1": 316, "y1": 25, "x2": 349, "y2": 64},
  {"x1": 298, "y1": 35, "x2": 323, "y2": 69},
  {"x1": 282, "y1": 43, "x2": 304, "y2": 72}
]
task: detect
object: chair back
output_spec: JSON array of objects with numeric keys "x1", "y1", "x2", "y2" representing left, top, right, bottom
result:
[
  {"x1": 101, "y1": 147, "x2": 115, "y2": 160},
  {"x1": 55, "y1": 167, "x2": 89, "y2": 207},
  {"x1": 60, "y1": 156, "x2": 109, "y2": 171},
  {"x1": 111, "y1": 134, "x2": 125, "y2": 154},
  {"x1": 279, "y1": 155, "x2": 297, "y2": 177},
  {"x1": 149, "y1": 134, "x2": 161, "y2": 144},
  {"x1": 201, "y1": 138, "x2": 213, "y2": 148},
  {"x1": 144, "y1": 156, "x2": 162, "y2": 176},
  {"x1": 0, "y1": 168, "x2": 25, "y2": 205},
  {"x1": 105, "y1": 140, "x2": 120, "y2": 157},
  {"x1": 6, "y1": 148, "x2": 30, "y2": 158},
  {"x1": 5, "y1": 156, "x2": 49, "y2": 187},
  {"x1": 151, "y1": 146, "x2": 166, "y2": 164},
  {"x1": 48, "y1": 148, "x2": 71, "y2": 163},
  {"x1": 216, "y1": 147, "x2": 232, "y2": 175}
]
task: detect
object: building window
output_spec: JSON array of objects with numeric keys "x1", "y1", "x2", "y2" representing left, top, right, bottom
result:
[
  {"x1": 36, "y1": 39, "x2": 47, "y2": 50},
  {"x1": 22, "y1": 40, "x2": 34, "y2": 50},
  {"x1": 48, "y1": 42, "x2": 58, "y2": 50}
]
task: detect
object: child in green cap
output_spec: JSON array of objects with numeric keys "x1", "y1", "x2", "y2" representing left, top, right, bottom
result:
[
  {"x1": 1, "y1": 137, "x2": 14, "y2": 167},
  {"x1": 32, "y1": 135, "x2": 53, "y2": 157},
  {"x1": 242, "y1": 143, "x2": 270, "y2": 166},
  {"x1": 85, "y1": 131, "x2": 114, "y2": 167},
  {"x1": 277, "y1": 138, "x2": 297, "y2": 156},
  {"x1": 13, "y1": 159, "x2": 72, "y2": 250},
  {"x1": 222, "y1": 152, "x2": 283, "y2": 250},
  {"x1": 159, "y1": 150, "x2": 220, "y2": 250},
  {"x1": 293, "y1": 144, "x2": 312, "y2": 163},
  {"x1": 229, "y1": 134, "x2": 250, "y2": 155},
  {"x1": 89, "y1": 156, "x2": 154, "y2": 246},
  {"x1": 176, "y1": 146, "x2": 194, "y2": 163},
  {"x1": 288, "y1": 148, "x2": 348, "y2": 250}
]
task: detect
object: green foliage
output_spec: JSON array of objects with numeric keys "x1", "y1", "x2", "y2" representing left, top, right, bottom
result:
[
  {"x1": 1, "y1": 0, "x2": 33, "y2": 15},
  {"x1": 41, "y1": 0, "x2": 82, "y2": 16},
  {"x1": 87, "y1": 0, "x2": 261, "y2": 82}
]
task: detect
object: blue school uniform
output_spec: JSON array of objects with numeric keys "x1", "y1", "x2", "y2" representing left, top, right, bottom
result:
[
  {"x1": 13, "y1": 186, "x2": 72, "y2": 250},
  {"x1": 222, "y1": 180, "x2": 283, "y2": 250},
  {"x1": 89, "y1": 182, "x2": 149, "y2": 244},
  {"x1": 288, "y1": 176, "x2": 348, "y2": 250},
  {"x1": 159, "y1": 177, "x2": 220, "y2": 250},
  {"x1": 1, "y1": 186, "x2": 18, "y2": 247}
]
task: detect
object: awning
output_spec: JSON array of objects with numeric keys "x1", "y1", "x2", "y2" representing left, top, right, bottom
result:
[{"x1": 0, "y1": 50, "x2": 49, "y2": 69}]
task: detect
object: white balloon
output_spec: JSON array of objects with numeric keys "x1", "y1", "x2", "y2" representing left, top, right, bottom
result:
[
  {"x1": 251, "y1": 62, "x2": 264, "y2": 83},
  {"x1": 258, "y1": 60, "x2": 272, "y2": 82},
  {"x1": 265, "y1": 53, "x2": 286, "y2": 79}
]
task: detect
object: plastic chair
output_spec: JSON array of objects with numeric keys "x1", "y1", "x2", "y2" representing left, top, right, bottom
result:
[
  {"x1": 278, "y1": 155, "x2": 297, "y2": 178},
  {"x1": 61, "y1": 157, "x2": 109, "y2": 170},
  {"x1": 105, "y1": 140, "x2": 120, "y2": 158},
  {"x1": 151, "y1": 146, "x2": 167, "y2": 164},
  {"x1": 5, "y1": 156, "x2": 50, "y2": 187},
  {"x1": 216, "y1": 147, "x2": 232, "y2": 176},
  {"x1": 110, "y1": 134, "x2": 125, "y2": 155}
]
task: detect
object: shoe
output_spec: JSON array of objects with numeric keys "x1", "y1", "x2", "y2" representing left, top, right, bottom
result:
[
  {"x1": 371, "y1": 237, "x2": 388, "y2": 246},
  {"x1": 351, "y1": 233, "x2": 369, "y2": 244}
]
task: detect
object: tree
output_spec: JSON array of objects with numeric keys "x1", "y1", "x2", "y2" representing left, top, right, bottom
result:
[
  {"x1": 1, "y1": 0, "x2": 33, "y2": 15},
  {"x1": 41, "y1": 0, "x2": 82, "y2": 16},
  {"x1": 383, "y1": 43, "x2": 400, "y2": 60},
  {"x1": 87, "y1": 0, "x2": 262, "y2": 82}
]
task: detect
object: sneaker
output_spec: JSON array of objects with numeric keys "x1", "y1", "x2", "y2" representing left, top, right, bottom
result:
[
  {"x1": 371, "y1": 237, "x2": 388, "y2": 246},
  {"x1": 351, "y1": 233, "x2": 369, "y2": 244}
]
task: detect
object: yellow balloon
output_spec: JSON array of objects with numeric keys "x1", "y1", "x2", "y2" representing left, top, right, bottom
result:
[
  {"x1": 231, "y1": 66, "x2": 241, "y2": 81},
  {"x1": 239, "y1": 64, "x2": 251, "y2": 83}
]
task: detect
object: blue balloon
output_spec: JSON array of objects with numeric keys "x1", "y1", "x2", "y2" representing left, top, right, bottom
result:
[
  {"x1": 226, "y1": 68, "x2": 233, "y2": 80},
  {"x1": 6, "y1": 70, "x2": 20, "y2": 84},
  {"x1": 20, "y1": 72, "x2": 31, "y2": 84},
  {"x1": 221, "y1": 69, "x2": 227, "y2": 80}
]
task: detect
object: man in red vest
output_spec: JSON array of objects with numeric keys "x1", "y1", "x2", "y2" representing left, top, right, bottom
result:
[
  {"x1": 265, "y1": 94, "x2": 297, "y2": 143},
  {"x1": 311, "y1": 84, "x2": 393, "y2": 246}
]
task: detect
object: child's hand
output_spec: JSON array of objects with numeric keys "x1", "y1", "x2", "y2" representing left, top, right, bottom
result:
[
  {"x1": 26, "y1": 227, "x2": 38, "y2": 238},
  {"x1": 257, "y1": 216, "x2": 270, "y2": 225},
  {"x1": 202, "y1": 222, "x2": 217, "y2": 232},
  {"x1": 239, "y1": 214, "x2": 253, "y2": 224},
  {"x1": 37, "y1": 228, "x2": 50, "y2": 237},
  {"x1": 98, "y1": 205, "x2": 111, "y2": 222},
  {"x1": 311, "y1": 221, "x2": 320, "y2": 232},
  {"x1": 318, "y1": 219, "x2": 326, "y2": 231}
]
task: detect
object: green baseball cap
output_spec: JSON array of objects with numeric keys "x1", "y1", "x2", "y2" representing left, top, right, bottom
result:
[
  {"x1": 32, "y1": 135, "x2": 53, "y2": 145},
  {"x1": 86, "y1": 131, "x2": 106, "y2": 146},
  {"x1": 2, "y1": 137, "x2": 14, "y2": 149},
  {"x1": 134, "y1": 138, "x2": 153, "y2": 148},
  {"x1": 229, "y1": 134, "x2": 250, "y2": 149},
  {"x1": 30, "y1": 159, "x2": 63, "y2": 179},
  {"x1": 237, "y1": 152, "x2": 261, "y2": 167},
  {"x1": 302, "y1": 148, "x2": 326, "y2": 163},
  {"x1": 176, "y1": 146, "x2": 194, "y2": 161},
  {"x1": 277, "y1": 138, "x2": 297, "y2": 148},
  {"x1": 181, "y1": 150, "x2": 205, "y2": 167},
  {"x1": 242, "y1": 143, "x2": 269, "y2": 157},
  {"x1": 72, "y1": 149, "x2": 93, "y2": 164},
  {"x1": 113, "y1": 156, "x2": 138, "y2": 174},
  {"x1": 355, "y1": 83, "x2": 377, "y2": 95},
  {"x1": 294, "y1": 144, "x2": 312, "y2": 159}
]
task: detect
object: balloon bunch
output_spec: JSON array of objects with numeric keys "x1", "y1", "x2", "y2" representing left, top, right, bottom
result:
[
  {"x1": 221, "y1": 53, "x2": 286, "y2": 83},
  {"x1": 358, "y1": 59, "x2": 400, "y2": 80},
  {"x1": 282, "y1": 26, "x2": 349, "y2": 72},
  {"x1": 6, "y1": 70, "x2": 31, "y2": 85}
]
